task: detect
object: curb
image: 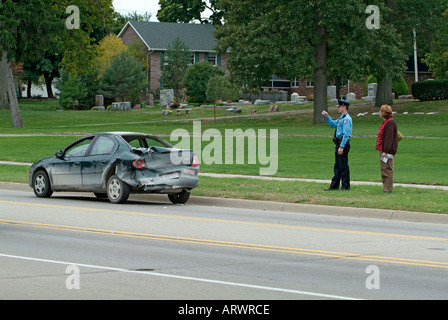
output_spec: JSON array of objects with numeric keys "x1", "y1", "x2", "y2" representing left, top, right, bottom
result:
[{"x1": 1, "y1": 182, "x2": 447, "y2": 225}]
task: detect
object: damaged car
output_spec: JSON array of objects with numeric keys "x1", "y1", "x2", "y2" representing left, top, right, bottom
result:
[{"x1": 29, "y1": 132, "x2": 199, "y2": 204}]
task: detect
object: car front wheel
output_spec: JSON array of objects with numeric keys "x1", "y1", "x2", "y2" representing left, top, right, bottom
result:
[
  {"x1": 107, "y1": 175, "x2": 130, "y2": 204},
  {"x1": 33, "y1": 170, "x2": 53, "y2": 198},
  {"x1": 168, "y1": 190, "x2": 190, "y2": 204}
]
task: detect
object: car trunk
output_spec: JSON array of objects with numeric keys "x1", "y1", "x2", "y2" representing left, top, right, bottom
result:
[{"x1": 143, "y1": 146, "x2": 193, "y2": 169}]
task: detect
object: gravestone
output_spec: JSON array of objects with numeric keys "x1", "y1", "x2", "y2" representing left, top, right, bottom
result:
[
  {"x1": 290, "y1": 93, "x2": 306, "y2": 103},
  {"x1": 363, "y1": 83, "x2": 377, "y2": 102},
  {"x1": 95, "y1": 95, "x2": 104, "y2": 107},
  {"x1": 346, "y1": 93, "x2": 356, "y2": 101},
  {"x1": 327, "y1": 86, "x2": 337, "y2": 103},
  {"x1": 160, "y1": 89, "x2": 174, "y2": 107},
  {"x1": 368, "y1": 83, "x2": 377, "y2": 97},
  {"x1": 254, "y1": 99, "x2": 271, "y2": 105},
  {"x1": 111, "y1": 102, "x2": 131, "y2": 110},
  {"x1": 291, "y1": 92, "x2": 299, "y2": 102}
]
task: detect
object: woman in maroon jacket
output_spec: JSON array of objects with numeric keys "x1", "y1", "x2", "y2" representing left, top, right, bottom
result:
[{"x1": 376, "y1": 105, "x2": 398, "y2": 192}]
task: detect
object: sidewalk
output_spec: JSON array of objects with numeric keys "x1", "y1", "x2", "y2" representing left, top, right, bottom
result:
[
  {"x1": 2, "y1": 160, "x2": 448, "y2": 191},
  {"x1": 199, "y1": 173, "x2": 448, "y2": 191}
]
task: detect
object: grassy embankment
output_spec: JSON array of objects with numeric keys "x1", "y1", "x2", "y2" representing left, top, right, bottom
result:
[{"x1": 0, "y1": 99, "x2": 447, "y2": 213}]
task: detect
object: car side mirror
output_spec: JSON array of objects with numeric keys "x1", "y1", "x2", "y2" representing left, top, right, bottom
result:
[{"x1": 55, "y1": 150, "x2": 64, "y2": 159}]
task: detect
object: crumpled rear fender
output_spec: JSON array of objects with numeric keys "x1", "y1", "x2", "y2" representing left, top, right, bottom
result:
[
  {"x1": 106, "y1": 148, "x2": 198, "y2": 191},
  {"x1": 103, "y1": 151, "x2": 141, "y2": 188}
]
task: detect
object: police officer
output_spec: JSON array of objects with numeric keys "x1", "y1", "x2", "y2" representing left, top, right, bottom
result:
[{"x1": 322, "y1": 100, "x2": 352, "y2": 191}]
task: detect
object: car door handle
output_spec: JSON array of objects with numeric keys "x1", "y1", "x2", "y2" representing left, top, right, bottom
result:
[{"x1": 74, "y1": 162, "x2": 80, "y2": 166}]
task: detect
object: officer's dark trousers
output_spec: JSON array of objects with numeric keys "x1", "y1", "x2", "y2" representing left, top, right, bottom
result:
[{"x1": 330, "y1": 142, "x2": 350, "y2": 190}]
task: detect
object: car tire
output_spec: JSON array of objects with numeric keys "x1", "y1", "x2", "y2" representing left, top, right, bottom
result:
[
  {"x1": 33, "y1": 170, "x2": 53, "y2": 198},
  {"x1": 107, "y1": 175, "x2": 130, "y2": 204},
  {"x1": 168, "y1": 190, "x2": 190, "y2": 204}
]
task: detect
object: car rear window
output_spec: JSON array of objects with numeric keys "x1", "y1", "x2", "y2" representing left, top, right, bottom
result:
[{"x1": 123, "y1": 136, "x2": 172, "y2": 149}]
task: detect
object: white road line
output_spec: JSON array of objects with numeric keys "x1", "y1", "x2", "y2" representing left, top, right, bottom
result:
[{"x1": 0, "y1": 253, "x2": 361, "y2": 300}]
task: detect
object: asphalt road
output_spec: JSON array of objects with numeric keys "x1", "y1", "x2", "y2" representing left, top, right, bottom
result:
[{"x1": 1, "y1": 183, "x2": 448, "y2": 302}]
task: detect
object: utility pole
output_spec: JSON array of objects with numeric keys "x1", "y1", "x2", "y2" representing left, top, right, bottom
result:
[{"x1": 413, "y1": 28, "x2": 419, "y2": 83}]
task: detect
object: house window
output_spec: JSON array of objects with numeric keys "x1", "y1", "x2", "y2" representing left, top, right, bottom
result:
[
  {"x1": 306, "y1": 79, "x2": 314, "y2": 88},
  {"x1": 207, "y1": 52, "x2": 217, "y2": 65},
  {"x1": 291, "y1": 78, "x2": 300, "y2": 88},
  {"x1": 188, "y1": 52, "x2": 195, "y2": 65},
  {"x1": 160, "y1": 51, "x2": 168, "y2": 66}
]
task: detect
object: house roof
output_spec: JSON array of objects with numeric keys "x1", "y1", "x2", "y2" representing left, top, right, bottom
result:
[{"x1": 118, "y1": 21, "x2": 217, "y2": 52}]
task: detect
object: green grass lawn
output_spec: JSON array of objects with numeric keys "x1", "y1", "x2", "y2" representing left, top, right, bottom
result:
[
  {"x1": 1, "y1": 98, "x2": 447, "y2": 213},
  {"x1": 3, "y1": 165, "x2": 447, "y2": 214}
]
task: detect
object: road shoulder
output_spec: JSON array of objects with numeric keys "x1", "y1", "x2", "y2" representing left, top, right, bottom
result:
[{"x1": 1, "y1": 182, "x2": 447, "y2": 225}]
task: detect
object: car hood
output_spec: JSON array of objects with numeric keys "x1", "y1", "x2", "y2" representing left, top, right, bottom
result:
[{"x1": 31, "y1": 155, "x2": 54, "y2": 168}]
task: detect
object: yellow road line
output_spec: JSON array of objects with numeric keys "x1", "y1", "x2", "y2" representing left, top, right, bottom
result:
[
  {"x1": 2, "y1": 218, "x2": 448, "y2": 269},
  {"x1": 1, "y1": 199, "x2": 447, "y2": 242}
]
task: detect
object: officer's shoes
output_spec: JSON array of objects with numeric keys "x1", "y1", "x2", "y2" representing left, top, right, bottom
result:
[{"x1": 324, "y1": 187, "x2": 338, "y2": 191}]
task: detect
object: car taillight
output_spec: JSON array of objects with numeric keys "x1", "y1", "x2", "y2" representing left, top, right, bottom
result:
[
  {"x1": 132, "y1": 159, "x2": 146, "y2": 170},
  {"x1": 191, "y1": 154, "x2": 199, "y2": 167}
]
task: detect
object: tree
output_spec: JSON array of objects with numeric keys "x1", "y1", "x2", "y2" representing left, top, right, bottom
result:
[
  {"x1": 0, "y1": 0, "x2": 63, "y2": 127},
  {"x1": 101, "y1": 50, "x2": 146, "y2": 105},
  {"x1": 52, "y1": 0, "x2": 116, "y2": 76},
  {"x1": 0, "y1": 0, "x2": 116, "y2": 127},
  {"x1": 0, "y1": 55, "x2": 8, "y2": 109},
  {"x1": 56, "y1": 71, "x2": 88, "y2": 109},
  {"x1": 38, "y1": 53, "x2": 62, "y2": 98},
  {"x1": 215, "y1": 0, "x2": 448, "y2": 121},
  {"x1": 206, "y1": 75, "x2": 241, "y2": 102},
  {"x1": 157, "y1": 0, "x2": 223, "y2": 24},
  {"x1": 21, "y1": 60, "x2": 41, "y2": 98},
  {"x1": 108, "y1": 11, "x2": 153, "y2": 35},
  {"x1": 215, "y1": 0, "x2": 406, "y2": 123},
  {"x1": 182, "y1": 61, "x2": 224, "y2": 102},
  {"x1": 424, "y1": 8, "x2": 448, "y2": 79},
  {"x1": 160, "y1": 38, "x2": 190, "y2": 101},
  {"x1": 127, "y1": 40, "x2": 150, "y2": 82},
  {"x1": 373, "y1": 0, "x2": 448, "y2": 106},
  {"x1": 97, "y1": 34, "x2": 128, "y2": 75}
]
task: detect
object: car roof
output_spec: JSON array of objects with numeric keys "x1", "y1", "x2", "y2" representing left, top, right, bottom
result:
[{"x1": 94, "y1": 132, "x2": 159, "y2": 138}]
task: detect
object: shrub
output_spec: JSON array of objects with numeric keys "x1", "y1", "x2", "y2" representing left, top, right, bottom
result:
[
  {"x1": 412, "y1": 80, "x2": 448, "y2": 101},
  {"x1": 392, "y1": 77, "x2": 409, "y2": 97},
  {"x1": 182, "y1": 61, "x2": 224, "y2": 103},
  {"x1": 206, "y1": 75, "x2": 241, "y2": 102}
]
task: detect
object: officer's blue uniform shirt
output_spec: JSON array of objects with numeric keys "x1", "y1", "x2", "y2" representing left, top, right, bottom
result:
[{"x1": 326, "y1": 112, "x2": 352, "y2": 148}]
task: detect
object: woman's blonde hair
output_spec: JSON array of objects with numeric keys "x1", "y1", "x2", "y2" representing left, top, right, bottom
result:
[{"x1": 380, "y1": 104, "x2": 393, "y2": 119}]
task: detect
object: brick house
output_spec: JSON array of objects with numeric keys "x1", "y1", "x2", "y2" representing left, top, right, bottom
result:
[
  {"x1": 117, "y1": 21, "x2": 228, "y2": 96},
  {"x1": 404, "y1": 58, "x2": 434, "y2": 95},
  {"x1": 118, "y1": 21, "x2": 431, "y2": 102},
  {"x1": 264, "y1": 57, "x2": 433, "y2": 100}
]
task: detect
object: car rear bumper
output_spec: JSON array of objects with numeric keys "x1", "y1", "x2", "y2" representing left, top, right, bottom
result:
[{"x1": 128, "y1": 168, "x2": 199, "y2": 193}]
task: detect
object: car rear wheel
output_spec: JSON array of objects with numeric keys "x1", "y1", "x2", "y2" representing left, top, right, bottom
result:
[
  {"x1": 107, "y1": 175, "x2": 130, "y2": 204},
  {"x1": 168, "y1": 190, "x2": 190, "y2": 204},
  {"x1": 33, "y1": 170, "x2": 53, "y2": 198}
]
